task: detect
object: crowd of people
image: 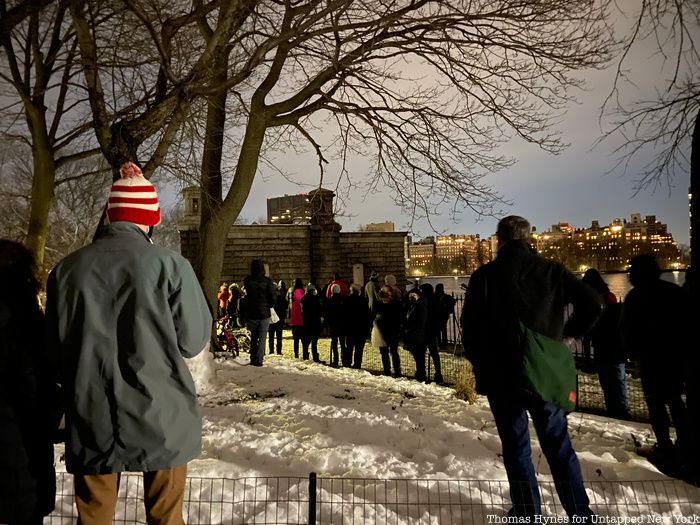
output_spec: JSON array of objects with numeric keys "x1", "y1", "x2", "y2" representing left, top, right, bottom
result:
[
  {"x1": 0, "y1": 162, "x2": 697, "y2": 524},
  {"x1": 216, "y1": 268, "x2": 457, "y2": 384}
]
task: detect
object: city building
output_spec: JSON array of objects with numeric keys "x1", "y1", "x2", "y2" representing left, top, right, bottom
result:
[
  {"x1": 363, "y1": 221, "x2": 395, "y2": 232},
  {"x1": 407, "y1": 234, "x2": 493, "y2": 276},
  {"x1": 407, "y1": 237, "x2": 435, "y2": 275},
  {"x1": 266, "y1": 190, "x2": 336, "y2": 224},
  {"x1": 534, "y1": 213, "x2": 682, "y2": 271}
]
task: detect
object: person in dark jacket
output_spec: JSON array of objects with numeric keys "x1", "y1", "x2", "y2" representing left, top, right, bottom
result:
[
  {"x1": 325, "y1": 284, "x2": 346, "y2": 367},
  {"x1": 419, "y1": 283, "x2": 444, "y2": 384},
  {"x1": 243, "y1": 259, "x2": 276, "y2": 366},
  {"x1": 345, "y1": 283, "x2": 370, "y2": 368},
  {"x1": 403, "y1": 288, "x2": 428, "y2": 382},
  {"x1": 435, "y1": 283, "x2": 455, "y2": 348},
  {"x1": 268, "y1": 280, "x2": 288, "y2": 355},
  {"x1": 620, "y1": 254, "x2": 690, "y2": 464},
  {"x1": 45, "y1": 162, "x2": 212, "y2": 524},
  {"x1": 0, "y1": 240, "x2": 61, "y2": 525},
  {"x1": 373, "y1": 285, "x2": 403, "y2": 377},
  {"x1": 301, "y1": 284, "x2": 323, "y2": 361},
  {"x1": 582, "y1": 268, "x2": 629, "y2": 419},
  {"x1": 461, "y1": 215, "x2": 601, "y2": 519}
]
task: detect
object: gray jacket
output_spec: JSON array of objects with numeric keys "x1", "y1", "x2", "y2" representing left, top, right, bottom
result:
[{"x1": 46, "y1": 222, "x2": 212, "y2": 474}]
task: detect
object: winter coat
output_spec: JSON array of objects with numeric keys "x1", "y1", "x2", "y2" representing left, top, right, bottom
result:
[
  {"x1": 584, "y1": 293, "x2": 625, "y2": 366},
  {"x1": 461, "y1": 240, "x2": 601, "y2": 396},
  {"x1": 419, "y1": 286, "x2": 441, "y2": 337},
  {"x1": 436, "y1": 292, "x2": 456, "y2": 321},
  {"x1": 620, "y1": 278, "x2": 690, "y2": 380},
  {"x1": 346, "y1": 293, "x2": 370, "y2": 340},
  {"x1": 365, "y1": 279, "x2": 380, "y2": 311},
  {"x1": 272, "y1": 287, "x2": 289, "y2": 322},
  {"x1": 301, "y1": 292, "x2": 323, "y2": 333},
  {"x1": 289, "y1": 288, "x2": 305, "y2": 326},
  {"x1": 45, "y1": 222, "x2": 212, "y2": 475},
  {"x1": 325, "y1": 294, "x2": 346, "y2": 336},
  {"x1": 242, "y1": 275, "x2": 275, "y2": 321},
  {"x1": 325, "y1": 279, "x2": 349, "y2": 299},
  {"x1": 373, "y1": 299, "x2": 403, "y2": 347},
  {"x1": 403, "y1": 297, "x2": 427, "y2": 351},
  {"x1": 0, "y1": 303, "x2": 60, "y2": 522}
]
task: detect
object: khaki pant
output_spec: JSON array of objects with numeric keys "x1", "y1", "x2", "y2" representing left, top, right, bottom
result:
[{"x1": 74, "y1": 465, "x2": 187, "y2": 525}]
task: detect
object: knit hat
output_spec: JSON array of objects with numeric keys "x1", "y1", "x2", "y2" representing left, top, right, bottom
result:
[{"x1": 107, "y1": 162, "x2": 161, "y2": 226}]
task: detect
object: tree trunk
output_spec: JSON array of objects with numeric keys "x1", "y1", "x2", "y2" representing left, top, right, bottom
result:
[
  {"x1": 195, "y1": 111, "x2": 267, "y2": 310},
  {"x1": 690, "y1": 109, "x2": 699, "y2": 288},
  {"x1": 199, "y1": 49, "x2": 228, "y2": 229},
  {"x1": 25, "y1": 148, "x2": 56, "y2": 270},
  {"x1": 24, "y1": 104, "x2": 57, "y2": 273}
]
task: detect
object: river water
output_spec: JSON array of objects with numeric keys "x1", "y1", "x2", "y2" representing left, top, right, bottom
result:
[{"x1": 417, "y1": 271, "x2": 686, "y2": 300}]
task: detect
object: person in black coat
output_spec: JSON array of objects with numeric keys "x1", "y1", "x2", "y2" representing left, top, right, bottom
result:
[
  {"x1": 242, "y1": 259, "x2": 275, "y2": 366},
  {"x1": 419, "y1": 283, "x2": 444, "y2": 384},
  {"x1": 403, "y1": 288, "x2": 428, "y2": 382},
  {"x1": 0, "y1": 240, "x2": 62, "y2": 525},
  {"x1": 621, "y1": 254, "x2": 690, "y2": 463},
  {"x1": 345, "y1": 283, "x2": 370, "y2": 368},
  {"x1": 268, "y1": 280, "x2": 288, "y2": 355},
  {"x1": 461, "y1": 216, "x2": 601, "y2": 519},
  {"x1": 301, "y1": 284, "x2": 323, "y2": 362},
  {"x1": 325, "y1": 284, "x2": 346, "y2": 367},
  {"x1": 435, "y1": 283, "x2": 455, "y2": 348},
  {"x1": 581, "y1": 268, "x2": 629, "y2": 419},
  {"x1": 373, "y1": 285, "x2": 403, "y2": 377}
]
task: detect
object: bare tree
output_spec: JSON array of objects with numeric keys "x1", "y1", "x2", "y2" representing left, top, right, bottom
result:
[
  {"x1": 180, "y1": 0, "x2": 616, "y2": 305},
  {"x1": 57, "y1": 1, "x2": 615, "y2": 309},
  {"x1": 0, "y1": 0, "x2": 100, "y2": 268},
  {"x1": 0, "y1": 137, "x2": 111, "y2": 273},
  {"x1": 600, "y1": 1, "x2": 699, "y2": 270}
]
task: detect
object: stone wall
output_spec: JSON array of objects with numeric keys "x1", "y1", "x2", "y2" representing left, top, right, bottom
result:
[
  {"x1": 180, "y1": 226, "x2": 408, "y2": 289},
  {"x1": 339, "y1": 232, "x2": 408, "y2": 287}
]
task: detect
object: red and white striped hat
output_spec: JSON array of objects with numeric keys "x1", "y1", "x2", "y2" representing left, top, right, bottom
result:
[{"x1": 107, "y1": 162, "x2": 161, "y2": 226}]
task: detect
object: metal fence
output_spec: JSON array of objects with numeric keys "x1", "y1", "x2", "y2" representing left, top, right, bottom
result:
[
  {"x1": 275, "y1": 337, "x2": 650, "y2": 423},
  {"x1": 222, "y1": 292, "x2": 651, "y2": 422},
  {"x1": 48, "y1": 473, "x2": 700, "y2": 524}
]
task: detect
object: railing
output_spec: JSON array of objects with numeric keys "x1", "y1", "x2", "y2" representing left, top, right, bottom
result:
[{"x1": 48, "y1": 473, "x2": 700, "y2": 524}]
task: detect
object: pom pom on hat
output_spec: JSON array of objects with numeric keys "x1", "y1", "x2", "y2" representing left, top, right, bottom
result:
[{"x1": 107, "y1": 162, "x2": 161, "y2": 226}]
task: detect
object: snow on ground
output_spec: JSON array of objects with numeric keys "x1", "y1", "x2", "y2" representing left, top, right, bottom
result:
[
  {"x1": 52, "y1": 348, "x2": 670, "y2": 482},
  {"x1": 184, "y1": 352, "x2": 664, "y2": 484},
  {"x1": 53, "y1": 349, "x2": 699, "y2": 522}
]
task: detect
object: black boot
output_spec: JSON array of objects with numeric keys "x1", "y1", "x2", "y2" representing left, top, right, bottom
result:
[
  {"x1": 391, "y1": 350, "x2": 401, "y2": 378},
  {"x1": 431, "y1": 347, "x2": 443, "y2": 384},
  {"x1": 381, "y1": 352, "x2": 391, "y2": 376}
]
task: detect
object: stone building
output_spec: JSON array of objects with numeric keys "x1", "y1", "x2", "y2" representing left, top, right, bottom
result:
[{"x1": 179, "y1": 187, "x2": 408, "y2": 288}]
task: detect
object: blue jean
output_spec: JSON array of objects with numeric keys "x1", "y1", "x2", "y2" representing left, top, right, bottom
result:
[
  {"x1": 488, "y1": 394, "x2": 592, "y2": 518},
  {"x1": 598, "y1": 362, "x2": 629, "y2": 418},
  {"x1": 247, "y1": 317, "x2": 271, "y2": 365}
]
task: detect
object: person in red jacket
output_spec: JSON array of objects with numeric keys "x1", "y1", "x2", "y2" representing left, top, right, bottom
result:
[{"x1": 325, "y1": 273, "x2": 349, "y2": 299}]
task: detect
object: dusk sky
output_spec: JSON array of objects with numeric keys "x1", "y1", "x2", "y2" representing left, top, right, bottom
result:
[{"x1": 230, "y1": 3, "x2": 692, "y2": 246}]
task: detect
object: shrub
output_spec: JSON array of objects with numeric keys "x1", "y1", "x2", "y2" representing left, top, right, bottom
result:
[{"x1": 454, "y1": 360, "x2": 478, "y2": 404}]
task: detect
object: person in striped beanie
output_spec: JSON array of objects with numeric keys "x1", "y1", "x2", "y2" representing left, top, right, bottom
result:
[
  {"x1": 45, "y1": 160, "x2": 211, "y2": 524},
  {"x1": 106, "y1": 161, "x2": 161, "y2": 227}
]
